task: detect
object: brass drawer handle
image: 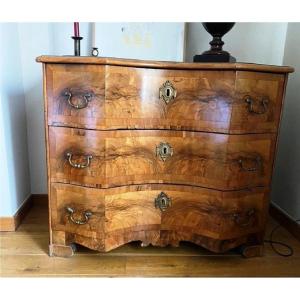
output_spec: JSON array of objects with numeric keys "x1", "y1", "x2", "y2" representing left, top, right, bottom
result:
[
  {"x1": 232, "y1": 209, "x2": 255, "y2": 227},
  {"x1": 159, "y1": 80, "x2": 177, "y2": 104},
  {"x1": 66, "y1": 207, "x2": 92, "y2": 225},
  {"x1": 155, "y1": 192, "x2": 171, "y2": 212},
  {"x1": 238, "y1": 156, "x2": 261, "y2": 172},
  {"x1": 66, "y1": 152, "x2": 93, "y2": 169},
  {"x1": 156, "y1": 142, "x2": 173, "y2": 162},
  {"x1": 64, "y1": 91, "x2": 92, "y2": 109},
  {"x1": 245, "y1": 96, "x2": 269, "y2": 114}
]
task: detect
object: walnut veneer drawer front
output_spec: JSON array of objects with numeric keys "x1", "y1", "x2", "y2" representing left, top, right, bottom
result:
[
  {"x1": 46, "y1": 64, "x2": 105, "y2": 128},
  {"x1": 46, "y1": 64, "x2": 286, "y2": 133},
  {"x1": 49, "y1": 127, "x2": 276, "y2": 190},
  {"x1": 105, "y1": 66, "x2": 236, "y2": 132},
  {"x1": 231, "y1": 71, "x2": 286, "y2": 133},
  {"x1": 51, "y1": 183, "x2": 268, "y2": 252}
]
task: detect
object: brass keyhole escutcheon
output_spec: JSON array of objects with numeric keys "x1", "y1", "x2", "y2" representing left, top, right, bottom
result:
[
  {"x1": 154, "y1": 192, "x2": 171, "y2": 212},
  {"x1": 156, "y1": 142, "x2": 173, "y2": 162},
  {"x1": 159, "y1": 80, "x2": 177, "y2": 104}
]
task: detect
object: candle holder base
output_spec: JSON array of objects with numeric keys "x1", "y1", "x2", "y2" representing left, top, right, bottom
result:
[
  {"x1": 72, "y1": 36, "x2": 83, "y2": 56},
  {"x1": 91, "y1": 47, "x2": 99, "y2": 57}
]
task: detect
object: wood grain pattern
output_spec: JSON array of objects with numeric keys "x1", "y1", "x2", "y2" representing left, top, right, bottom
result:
[
  {"x1": 0, "y1": 218, "x2": 16, "y2": 232},
  {"x1": 105, "y1": 66, "x2": 235, "y2": 132},
  {"x1": 49, "y1": 127, "x2": 276, "y2": 190},
  {"x1": 46, "y1": 64, "x2": 287, "y2": 133},
  {"x1": 36, "y1": 55, "x2": 294, "y2": 74},
  {"x1": 2, "y1": 201, "x2": 300, "y2": 277},
  {"x1": 50, "y1": 183, "x2": 268, "y2": 253},
  {"x1": 46, "y1": 64, "x2": 105, "y2": 129},
  {"x1": 230, "y1": 71, "x2": 286, "y2": 133}
]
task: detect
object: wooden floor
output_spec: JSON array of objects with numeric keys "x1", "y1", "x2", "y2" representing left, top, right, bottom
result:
[{"x1": 0, "y1": 200, "x2": 299, "y2": 277}]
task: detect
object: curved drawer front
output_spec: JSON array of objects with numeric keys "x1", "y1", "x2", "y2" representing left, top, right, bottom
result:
[
  {"x1": 46, "y1": 64, "x2": 105, "y2": 128},
  {"x1": 51, "y1": 182, "x2": 105, "y2": 239},
  {"x1": 49, "y1": 127, "x2": 276, "y2": 190},
  {"x1": 46, "y1": 64, "x2": 285, "y2": 133},
  {"x1": 231, "y1": 71, "x2": 286, "y2": 133},
  {"x1": 51, "y1": 183, "x2": 268, "y2": 251},
  {"x1": 105, "y1": 66, "x2": 235, "y2": 132}
]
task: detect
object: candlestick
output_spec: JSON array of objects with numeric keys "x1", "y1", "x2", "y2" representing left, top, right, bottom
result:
[{"x1": 72, "y1": 36, "x2": 83, "y2": 56}]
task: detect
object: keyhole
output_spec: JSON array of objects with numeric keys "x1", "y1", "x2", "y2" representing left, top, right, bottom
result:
[
  {"x1": 166, "y1": 88, "x2": 170, "y2": 97},
  {"x1": 163, "y1": 147, "x2": 167, "y2": 154},
  {"x1": 161, "y1": 198, "x2": 166, "y2": 206}
]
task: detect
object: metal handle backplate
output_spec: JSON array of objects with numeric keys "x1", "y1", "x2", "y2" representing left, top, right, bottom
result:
[
  {"x1": 245, "y1": 96, "x2": 269, "y2": 114},
  {"x1": 238, "y1": 156, "x2": 262, "y2": 172},
  {"x1": 232, "y1": 209, "x2": 255, "y2": 227},
  {"x1": 66, "y1": 207, "x2": 92, "y2": 225},
  {"x1": 64, "y1": 91, "x2": 92, "y2": 109},
  {"x1": 66, "y1": 152, "x2": 93, "y2": 169},
  {"x1": 155, "y1": 192, "x2": 171, "y2": 212},
  {"x1": 159, "y1": 80, "x2": 177, "y2": 104}
]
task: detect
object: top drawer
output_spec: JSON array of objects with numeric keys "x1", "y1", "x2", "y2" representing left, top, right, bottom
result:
[
  {"x1": 45, "y1": 64, "x2": 286, "y2": 134},
  {"x1": 46, "y1": 64, "x2": 105, "y2": 129}
]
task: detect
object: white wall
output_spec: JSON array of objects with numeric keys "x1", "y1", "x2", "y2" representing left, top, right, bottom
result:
[
  {"x1": 0, "y1": 79, "x2": 12, "y2": 215},
  {"x1": 18, "y1": 23, "x2": 53, "y2": 194},
  {"x1": 0, "y1": 23, "x2": 31, "y2": 216},
  {"x1": 94, "y1": 23, "x2": 185, "y2": 61},
  {"x1": 271, "y1": 22, "x2": 300, "y2": 220},
  {"x1": 185, "y1": 22, "x2": 288, "y2": 65},
  {"x1": 49, "y1": 22, "x2": 185, "y2": 60}
]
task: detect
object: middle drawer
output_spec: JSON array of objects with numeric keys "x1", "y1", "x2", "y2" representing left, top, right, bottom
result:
[{"x1": 49, "y1": 127, "x2": 276, "y2": 190}]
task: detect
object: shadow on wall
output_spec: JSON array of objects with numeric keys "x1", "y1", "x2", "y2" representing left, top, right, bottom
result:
[
  {"x1": 271, "y1": 70, "x2": 300, "y2": 219},
  {"x1": 2, "y1": 90, "x2": 31, "y2": 214},
  {"x1": 23, "y1": 82, "x2": 47, "y2": 194},
  {"x1": 271, "y1": 22, "x2": 300, "y2": 220}
]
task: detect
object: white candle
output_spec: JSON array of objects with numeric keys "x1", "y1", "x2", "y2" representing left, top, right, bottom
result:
[{"x1": 91, "y1": 22, "x2": 96, "y2": 48}]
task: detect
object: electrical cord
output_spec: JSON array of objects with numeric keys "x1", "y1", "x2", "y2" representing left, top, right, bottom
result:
[{"x1": 264, "y1": 219, "x2": 300, "y2": 257}]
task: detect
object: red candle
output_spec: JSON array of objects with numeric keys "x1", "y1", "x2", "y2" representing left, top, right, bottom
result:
[{"x1": 74, "y1": 22, "x2": 79, "y2": 37}]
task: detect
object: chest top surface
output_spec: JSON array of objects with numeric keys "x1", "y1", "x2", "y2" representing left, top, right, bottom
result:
[{"x1": 36, "y1": 56, "x2": 294, "y2": 74}]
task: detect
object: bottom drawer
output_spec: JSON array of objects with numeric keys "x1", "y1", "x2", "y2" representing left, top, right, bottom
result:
[{"x1": 50, "y1": 183, "x2": 268, "y2": 251}]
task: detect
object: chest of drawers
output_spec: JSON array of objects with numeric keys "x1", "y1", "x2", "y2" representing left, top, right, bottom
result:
[{"x1": 37, "y1": 56, "x2": 293, "y2": 257}]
